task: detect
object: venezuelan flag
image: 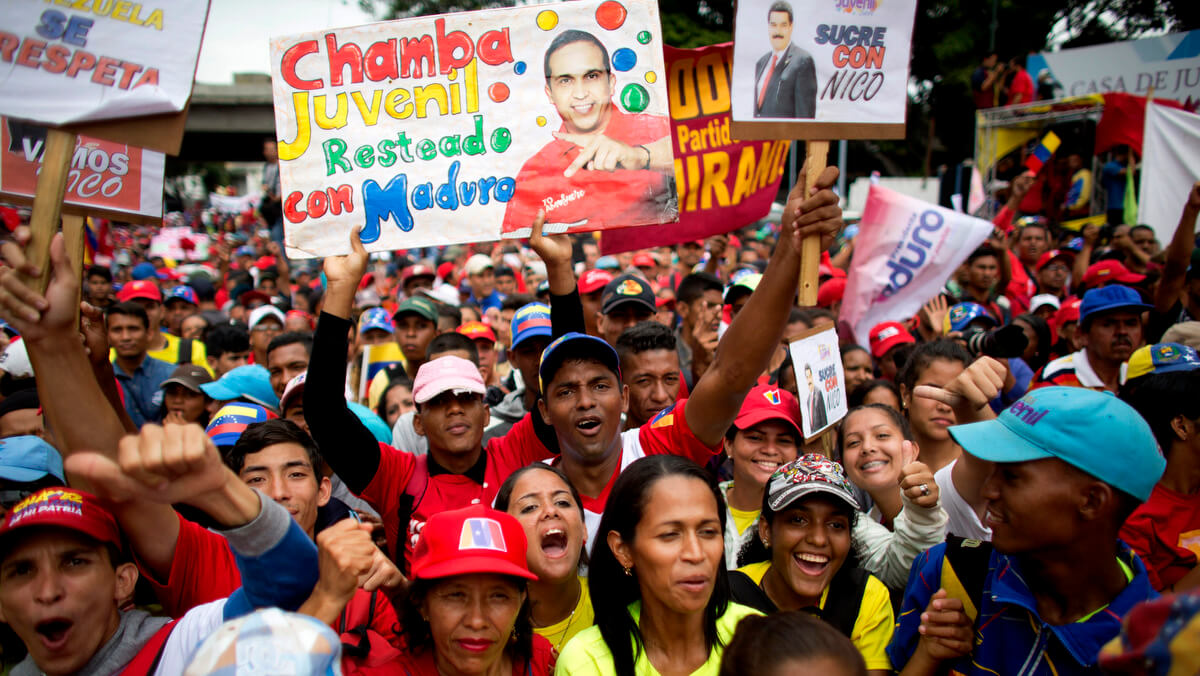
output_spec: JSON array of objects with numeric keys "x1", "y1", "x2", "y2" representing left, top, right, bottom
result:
[
  {"x1": 359, "y1": 343, "x2": 406, "y2": 401},
  {"x1": 1024, "y1": 132, "x2": 1061, "y2": 174},
  {"x1": 83, "y1": 217, "x2": 98, "y2": 265}
]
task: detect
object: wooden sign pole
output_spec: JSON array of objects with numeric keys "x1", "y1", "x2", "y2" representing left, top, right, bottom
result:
[
  {"x1": 19, "y1": 129, "x2": 76, "y2": 294},
  {"x1": 798, "y1": 140, "x2": 830, "y2": 307},
  {"x1": 61, "y1": 213, "x2": 86, "y2": 321}
]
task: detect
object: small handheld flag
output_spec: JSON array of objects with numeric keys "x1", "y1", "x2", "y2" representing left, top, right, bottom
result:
[{"x1": 1024, "y1": 132, "x2": 1061, "y2": 174}]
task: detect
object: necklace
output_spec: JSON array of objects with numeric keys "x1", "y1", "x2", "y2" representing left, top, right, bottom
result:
[{"x1": 532, "y1": 581, "x2": 582, "y2": 653}]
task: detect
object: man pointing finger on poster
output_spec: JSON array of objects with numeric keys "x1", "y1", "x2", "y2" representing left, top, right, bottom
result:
[{"x1": 501, "y1": 29, "x2": 675, "y2": 236}]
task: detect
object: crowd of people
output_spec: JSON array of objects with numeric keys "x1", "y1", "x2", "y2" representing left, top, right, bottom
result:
[{"x1": 0, "y1": 165, "x2": 1198, "y2": 676}]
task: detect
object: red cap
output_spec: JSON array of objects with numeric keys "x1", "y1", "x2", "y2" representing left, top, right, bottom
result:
[
  {"x1": 1055, "y1": 296, "x2": 1082, "y2": 325},
  {"x1": 818, "y1": 251, "x2": 847, "y2": 279},
  {"x1": 734, "y1": 385, "x2": 802, "y2": 438},
  {"x1": 116, "y1": 279, "x2": 162, "y2": 303},
  {"x1": 436, "y1": 261, "x2": 456, "y2": 283},
  {"x1": 0, "y1": 487, "x2": 122, "y2": 552},
  {"x1": 1083, "y1": 260, "x2": 1144, "y2": 288},
  {"x1": 868, "y1": 321, "x2": 915, "y2": 358},
  {"x1": 1035, "y1": 249, "x2": 1074, "y2": 272},
  {"x1": 255, "y1": 256, "x2": 277, "y2": 271},
  {"x1": 238, "y1": 289, "x2": 272, "y2": 308},
  {"x1": 655, "y1": 295, "x2": 675, "y2": 309},
  {"x1": 457, "y1": 321, "x2": 497, "y2": 344},
  {"x1": 817, "y1": 277, "x2": 846, "y2": 308},
  {"x1": 411, "y1": 504, "x2": 536, "y2": 581},
  {"x1": 632, "y1": 252, "x2": 657, "y2": 268},
  {"x1": 579, "y1": 269, "x2": 615, "y2": 294},
  {"x1": 402, "y1": 264, "x2": 436, "y2": 283}
]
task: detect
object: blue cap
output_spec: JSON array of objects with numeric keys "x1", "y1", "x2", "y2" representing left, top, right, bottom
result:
[
  {"x1": 947, "y1": 302, "x2": 997, "y2": 332},
  {"x1": 0, "y1": 319, "x2": 18, "y2": 337},
  {"x1": 200, "y1": 365, "x2": 280, "y2": 411},
  {"x1": 358, "y1": 307, "x2": 395, "y2": 335},
  {"x1": 348, "y1": 402, "x2": 392, "y2": 444},
  {"x1": 166, "y1": 285, "x2": 198, "y2": 306},
  {"x1": 1079, "y1": 285, "x2": 1151, "y2": 326},
  {"x1": 235, "y1": 245, "x2": 255, "y2": 258},
  {"x1": 538, "y1": 332, "x2": 620, "y2": 393},
  {"x1": 131, "y1": 262, "x2": 157, "y2": 280},
  {"x1": 0, "y1": 436, "x2": 64, "y2": 483},
  {"x1": 949, "y1": 387, "x2": 1164, "y2": 501},
  {"x1": 595, "y1": 255, "x2": 620, "y2": 271},
  {"x1": 205, "y1": 403, "x2": 275, "y2": 447},
  {"x1": 511, "y1": 303, "x2": 552, "y2": 349}
]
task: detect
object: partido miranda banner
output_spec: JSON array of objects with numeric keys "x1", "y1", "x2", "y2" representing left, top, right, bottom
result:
[{"x1": 272, "y1": 0, "x2": 678, "y2": 259}]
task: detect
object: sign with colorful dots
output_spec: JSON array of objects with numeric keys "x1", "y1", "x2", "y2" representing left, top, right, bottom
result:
[
  {"x1": 269, "y1": 0, "x2": 675, "y2": 259},
  {"x1": 601, "y1": 44, "x2": 793, "y2": 254},
  {"x1": 729, "y1": 0, "x2": 917, "y2": 140}
]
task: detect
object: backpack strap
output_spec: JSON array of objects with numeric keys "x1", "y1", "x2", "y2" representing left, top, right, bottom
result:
[
  {"x1": 118, "y1": 620, "x2": 177, "y2": 676},
  {"x1": 819, "y1": 565, "x2": 870, "y2": 639},
  {"x1": 728, "y1": 570, "x2": 776, "y2": 614},
  {"x1": 178, "y1": 338, "x2": 192, "y2": 365},
  {"x1": 940, "y1": 535, "x2": 993, "y2": 624},
  {"x1": 393, "y1": 454, "x2": 430, "y2": 572}
]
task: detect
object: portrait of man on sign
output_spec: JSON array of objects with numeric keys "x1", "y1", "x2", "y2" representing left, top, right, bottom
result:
[
  {"x1": 754, "y1": 1, "x2": 817, "y2": 119},
  {"x1": 501, "y1": 29, "x2": 675, "y2": 236},
  {"x1": 804, "y1": 362, "x2": 828, "y2": 433}
]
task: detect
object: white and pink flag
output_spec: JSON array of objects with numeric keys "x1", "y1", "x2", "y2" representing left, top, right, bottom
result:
[{"x1": 840, "y1": 185, "x2": 993, "y2": 345}]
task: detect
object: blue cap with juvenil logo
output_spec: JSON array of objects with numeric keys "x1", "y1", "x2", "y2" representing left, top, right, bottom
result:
[{"x1": 949, "y1": 386, "x2": 1164, "y2": 501}]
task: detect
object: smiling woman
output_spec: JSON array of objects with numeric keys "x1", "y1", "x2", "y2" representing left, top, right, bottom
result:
[{"x1": 728, "y1": 455, "x2": 894, "y2": 675}]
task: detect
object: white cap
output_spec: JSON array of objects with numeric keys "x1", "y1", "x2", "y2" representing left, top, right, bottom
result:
[
  {"x1": 0, "y1": 339, "x2": 33, "y2": 378},
  {"x1": 1030, "y1": 294, "x2": 1061, "y2": 312},
  {"x1": 465, "y1": 254, "x2": 494, "y2": 276},
  {"x1": 248, "y1": 304, "x2": 286, "y2": 330}
]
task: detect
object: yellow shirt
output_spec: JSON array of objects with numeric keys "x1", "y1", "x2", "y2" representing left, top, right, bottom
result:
[
  {"x1": 736, "y1": 561, "x2": 894, "y2": 671},
  {"x1": 555, "y1": 601, "x2": 761, "y2": 675},
  {"x1": 533, "y1": 578, "x2": 593, "y2": 653},
  {"x1": 728, "y1": 505, "x2": 760, "y2": 536}
]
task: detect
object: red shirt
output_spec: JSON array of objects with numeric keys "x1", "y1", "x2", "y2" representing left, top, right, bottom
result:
[
  {"x1": 362, "y1": 412, "x2": 552, "y2": 567},
  {"x1": 1007, "y1": 68, "x2": 1035, "y2": 105},
  {"x1": 500, "y1": 109, "x2": 672, "y2": 236},
  {"x1": 1120, "y1": 483, "x2": 1200, "y2": 591},
  {"x1": 142, "y1": 512, "x2": 403, "y2": 663}
]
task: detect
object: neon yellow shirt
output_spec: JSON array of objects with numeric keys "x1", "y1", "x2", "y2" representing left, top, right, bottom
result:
[
  {"x1": 556, "y1": 601, "x2": 760, "y2": 675},
  {"x1": 737, "y1": 561, "x2": 894, "y2": 671}
]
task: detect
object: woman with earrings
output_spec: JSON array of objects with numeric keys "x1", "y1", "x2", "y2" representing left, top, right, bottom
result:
[{"x1": 556, "y1": 455, "x2": 760, "y2": 675}]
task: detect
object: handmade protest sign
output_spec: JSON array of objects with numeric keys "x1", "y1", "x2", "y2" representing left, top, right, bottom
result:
[
  {"x1": 839, "y1": 185, "x2": 993, "y2": 345},
  {"x1": 0, "y1": 1, "x2": 210, "y2": 127},
  {"x1": 270, "y1": 0, "x2": 676, "y2": 259},
  {"x1": 789, "y1": 325, "x2": 846, "y2": 439},
  {"x1": 600, "y1": 43, "x2": 791, "y2": 254},
  {"x1": 1, "y1": 118, "x2": 165, "y2": 223},
  {"x1": 729, "y1": 0, "x2": 916, "y2": 140}
]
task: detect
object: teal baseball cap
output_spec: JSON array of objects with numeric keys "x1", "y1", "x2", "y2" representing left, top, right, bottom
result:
[{"x1": 949, "y1": 386, "x2": 1164, "y2": 501}]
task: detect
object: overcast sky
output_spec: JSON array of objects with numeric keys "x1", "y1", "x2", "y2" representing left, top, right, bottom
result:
[{"x1": 195, "y1": 0, "x2": 374, "y2": 84}]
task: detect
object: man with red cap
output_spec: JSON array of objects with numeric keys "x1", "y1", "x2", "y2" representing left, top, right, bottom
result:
[
  {"x1": 1034, "y1": 249, "x2": 1074, "y2": 299},
  {"x1": 577, "y1": 268, "x2": 614, "y2": 337},
  {"x1": 869, "y1": 321, "x2": 916, "y2": 382},
  {"x1": 115, "y1": 279, "x2": 209, "y2": 373}
]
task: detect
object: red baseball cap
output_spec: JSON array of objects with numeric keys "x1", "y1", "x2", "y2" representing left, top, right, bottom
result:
[
  {"x1": 457, "y1": 321, "x2": 497, "y2": 344},
  {"x1": 734, "y1": 385, "x2": 802, "y2": 438},
  {"x1": 632, "y1": 252, "x2": 657, "y2": 268},
  {"x1": 436, "y1": 261, "x2": 456, "y2": 283},
  {"x1": 1055, "y1": 296, "x2": 1082, "y2": 325},
  {"x1": 1083, "y1": 260, "x2": 1144, "y2": 288},
  {"x1": 402, "y1": 264, "x2": 436, "y2": 283},
  {"x1": 411, "y1": 504, "x2": 536, "y2": 581},
  {"x1": 579, "y1": 269, "x2": 614, "y2": 294},
  {"x1": 0, "y1": 487, "x2": 122, "y2": 552},
  {"x1": 868, "y1": 321, "x2": 916, "y2": 358},
  {"x1": 1035, "y1": 249, "x2": 1074, "y2": 272},
  {"x1": 116, "y1": 279, "x2": 162, "y2": 303},
  {"x1": 817, "y1": 277, "x2": 846, "y2": 308}
]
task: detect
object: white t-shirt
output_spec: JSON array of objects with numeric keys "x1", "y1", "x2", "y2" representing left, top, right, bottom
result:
[
  {"x1": 155, "y1": 599, "x2": 227, "y2": 674},
  {"x1": 934, "y1": 459, "x2": 991, "y2": 541}
]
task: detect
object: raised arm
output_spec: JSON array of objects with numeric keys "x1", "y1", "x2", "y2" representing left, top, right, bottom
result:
[
  {"x1": 529, "y1": 210, "x2": 586, "y2": 336},
  {"x1": 304, "y1": 230, "x2": 384, "y2": 494},
  {"x1": 1154, "y1": 182, "x2": 1200, "y2": 313},
  {"x1": 684, "y1": 165, "x2": 844, "y2": 446}
]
